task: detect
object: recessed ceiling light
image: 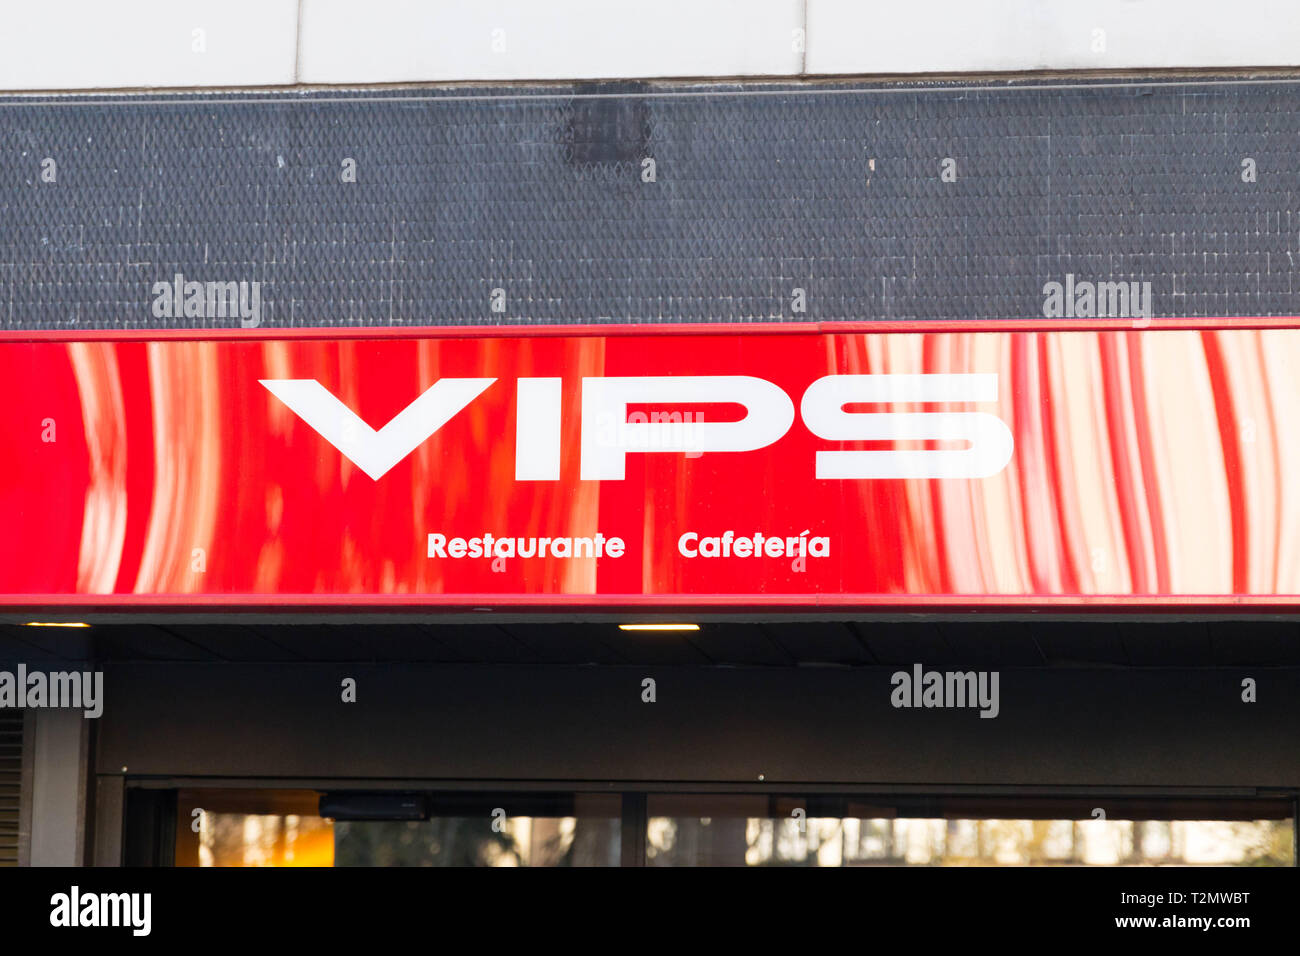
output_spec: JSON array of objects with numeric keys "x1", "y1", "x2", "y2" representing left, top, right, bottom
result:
[
  {"x1": 23, "y1": 622, "x2": 90, "y2": 628},
  {"x1": 618, "y1": 623, "x2": 700, "y2": 632}
]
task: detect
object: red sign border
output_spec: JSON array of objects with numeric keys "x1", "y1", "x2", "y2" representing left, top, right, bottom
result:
[
  {"x1": 3, "y1": 594, "x2": 1300, "y2": 613},
  {"x1": 2, "y1": 315, "x2": 1299, "y2": 345}
]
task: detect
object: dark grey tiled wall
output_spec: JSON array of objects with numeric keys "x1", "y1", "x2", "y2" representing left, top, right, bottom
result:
[{"x1": 1, "y1": 78, "x2": 1297, "y2": 330}]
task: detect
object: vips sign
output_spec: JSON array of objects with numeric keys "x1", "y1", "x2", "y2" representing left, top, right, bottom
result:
[
  {"x1": 1, "y1": 326, "x2": 1297, "y2": 606},
  {"x1": 258, "y1": 371, "x2": 1014, "y2": 482}
]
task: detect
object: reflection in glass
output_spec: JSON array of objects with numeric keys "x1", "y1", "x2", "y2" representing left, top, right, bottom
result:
[
  {"x1": 645, "y1": 795, "x2": 1294, "y2": 867},
  {"x1": 648, "y1": 816, "x2": 1294, "y2": 867},
  {"x1": 176, "y1": 789, "x2": 620, "y2": 867},
  {"x1": 333, "y1": 814, "x2": 620, "y2": 867}
]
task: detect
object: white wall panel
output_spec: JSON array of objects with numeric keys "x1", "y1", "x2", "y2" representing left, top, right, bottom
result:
[
  {"x1": 0, "y1": 1, "x2": 1298, "y2": 92},
  {"x1": 28, "y1": 709, "x2": 88, "y2": 867},
  {"x1": 807, "y1": 0, "x2": 1300, "y2": 75},
  {"x1": 298, "y1": 0, "x2": 805, "y2": 83},
  {"x1": 0, "y1": 0, "x2": 298, "y2": 91}
]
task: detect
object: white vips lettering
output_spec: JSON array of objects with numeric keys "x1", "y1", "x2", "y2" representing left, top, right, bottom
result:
[
  {"x1": 262, "y1": 374, "x2": 1013, "y2": 481},
  {"x1": 260, "y1": 378, "x2": 495, "y2": 480},
  {"x1": 580, "y1": 376, "x2": 794, "y2": 480},
  {"x1": 801, "y1": 374, "x2": 1014, "y2": 479}
]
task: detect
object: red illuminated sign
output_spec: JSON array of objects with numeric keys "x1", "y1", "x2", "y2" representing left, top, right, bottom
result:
[{"x1": 2, "y1": 324, "x2": 1295, "y2": 608}]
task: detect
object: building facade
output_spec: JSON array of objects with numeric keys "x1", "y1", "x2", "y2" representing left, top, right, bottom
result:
[{"x1": 2, "y1": 1, "x2": 1300, "y2": 867}]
